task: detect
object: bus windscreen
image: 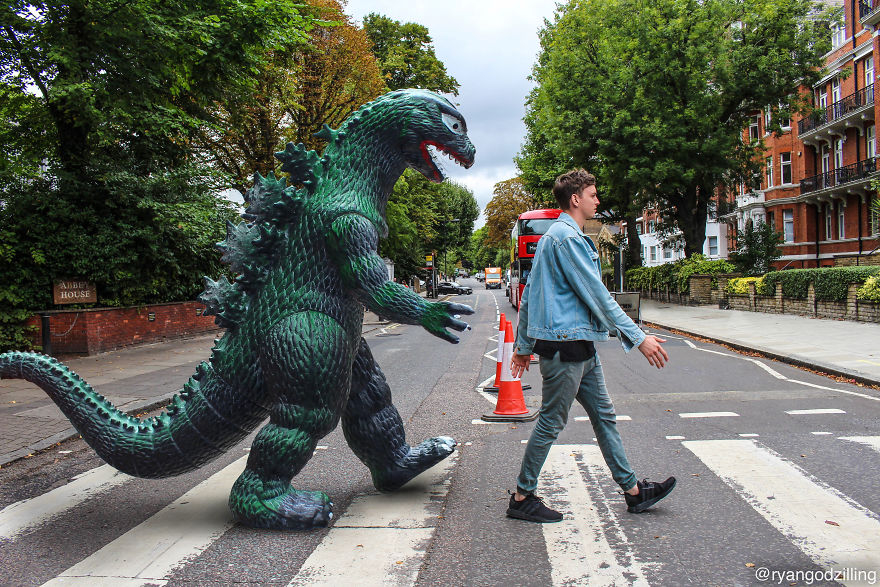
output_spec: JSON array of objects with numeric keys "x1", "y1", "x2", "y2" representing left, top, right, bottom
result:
[{"x1": 520, "y1": 218, "x2": 557, "y2": 236}]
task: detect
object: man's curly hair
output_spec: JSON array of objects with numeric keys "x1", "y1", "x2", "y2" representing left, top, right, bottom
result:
[{"x1": 552, "y1": 169, "x2": 596, "y2": 210}]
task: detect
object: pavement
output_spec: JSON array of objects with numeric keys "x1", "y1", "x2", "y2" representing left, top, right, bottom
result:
[{"x1": 2, "y1": 298, "x2": 878, "y2": 468}]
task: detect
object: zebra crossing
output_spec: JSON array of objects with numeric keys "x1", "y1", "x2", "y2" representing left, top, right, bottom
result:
[{"x1": 2, "y1": 432, "x2": 879, "y2": 586}]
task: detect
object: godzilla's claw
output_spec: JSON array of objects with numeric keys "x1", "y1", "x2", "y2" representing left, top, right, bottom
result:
[
  {"x1": 446, "y1": 302, "x2": 475, "y2": 316},
  {"x1": 230, "y1": 473, "x2": 333, "y2": 530},
  {"x1": 423, "y1": 301, "x2": 474, "y2": 344},
  {"x1": 372, "y1": 436, "x2": 456, "y2": 492}
]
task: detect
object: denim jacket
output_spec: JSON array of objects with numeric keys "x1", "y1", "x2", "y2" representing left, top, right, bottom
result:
[{"x1": 514, "y1": 212, "x2": 646, "y2": 355}]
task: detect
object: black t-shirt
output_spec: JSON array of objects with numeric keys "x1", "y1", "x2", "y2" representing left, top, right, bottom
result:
[{"x1": 532, "y1": 339, "x2": 596, "y2": 362}]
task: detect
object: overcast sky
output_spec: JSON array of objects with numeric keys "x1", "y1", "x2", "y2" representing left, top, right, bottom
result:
[{"x1": 343, "y1": 0, "x2": 560, "y2": 227}]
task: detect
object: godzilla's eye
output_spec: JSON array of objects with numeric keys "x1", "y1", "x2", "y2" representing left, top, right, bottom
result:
[{"x1": 442, "y1": 113, "x2": 466, "y2": 135}]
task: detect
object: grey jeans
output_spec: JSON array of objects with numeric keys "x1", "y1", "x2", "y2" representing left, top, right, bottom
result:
[{"x1": 516, "y1": 352, "x2": 637, "y2": 493}]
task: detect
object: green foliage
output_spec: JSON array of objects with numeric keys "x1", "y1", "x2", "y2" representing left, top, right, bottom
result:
[
  {"x1": 759, "y1": 267, "x2": 880, "y2": 300},
  {"x1": 517, "y1": 0, "x2": 832, "y2": 259},
  {"x1": 726, "y1": 276, "x2": 764, "y2": 295},
  {"x1": 362, "y1": 13, "x2": 460, "y2": 94},
  {"x1": 625, "y1": 255, "x2": 735, "y2": 293},
  {"x1": 858, "y1": 275, "x2": 880, "y2": 303},
  {"x1": 730, "y1": 219, "x2": 784, "y2": 276}
]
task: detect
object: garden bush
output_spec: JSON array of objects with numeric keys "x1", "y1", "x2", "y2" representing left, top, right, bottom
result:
[
  {"x1": 759, "y1": 266, "x2": 880, "y2": 300},
  {"x1": 857, "y1": 275, "x2": 880, "y2": 302},
  {"x1": 625, "y1": 255, "x2": 736, "y2": 293},
  {"x1": 726, "y1": 276, "x2": 763, "y2": 295}
]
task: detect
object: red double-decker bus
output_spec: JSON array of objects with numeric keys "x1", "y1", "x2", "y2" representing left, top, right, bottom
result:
[{"x1": 508, "y1": 208, "x2": 562, "y2": 310}]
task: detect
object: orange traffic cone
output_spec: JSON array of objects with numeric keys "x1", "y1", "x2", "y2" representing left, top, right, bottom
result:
[{"x1": 482, "y1": 321, "x2": 538, "y2": 422}]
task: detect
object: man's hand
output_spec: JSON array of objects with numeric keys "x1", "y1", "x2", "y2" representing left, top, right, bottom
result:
[
  {"x1": 638, "y1": 335, "x2": 668, "y2": 369},
  {"x1": 511, "y1": 353, "x2": 530, "y2": 379}
]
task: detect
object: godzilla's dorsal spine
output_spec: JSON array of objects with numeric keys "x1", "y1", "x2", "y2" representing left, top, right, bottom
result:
[{"x1": 0, "y1": 351, "x2": 268, "y2": 478}]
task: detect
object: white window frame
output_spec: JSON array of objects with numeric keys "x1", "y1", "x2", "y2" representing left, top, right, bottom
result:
[
  {"x1": 866, "y1": 55, "x2": 875, "y2": 87},
  {"x1": 832, "y1": 78, "x2": 841, "y2": 102},
  {"x1": 764, "y1": 107, "x2": 772, "y2": 132},
  {"x1": 783, "y1": 209, "x2": 794, "y2": 243},
  {"x1": 765, "y1": 156, "x2": 773, "y2": 187},
  {"x1": 868, "y1": 125, "x2": 876, "y2": 159},
  {"x1": 780, "y1": 152, "x2": 792, "y2": 184},
  {"x1": 708, "y1": 236, "x2": 719, "y2": 256},
  {"x1": 778, "y1": 102, "x2": 791, "y2": 130},
  {"x1": 837, "y1": 203, "x2": 845, "y2": 239},
  {"x1": 648, "y1": 219, "x2": 656, "y2": 233},
  {"x1": 650, "y1": 246, "x2": 657, "y2": 262},
  {"x1": 663, "y1": 247, "x2": 672, "y2": 259},
  {"x1": 825, "y1": 204, "x2": 833, "y2": 240},
  {"x1": 821, "y1": 145, "x2": 830, "y2": 174},
  {"x1": 834, "y1": 139, "x2": 844, "y2": 169},
  {"x1": 749, "y1": 116, "x2": 760, "y2": 141},
  {"x1": 832, "y1": 24, "x2": 845, "y2": 49}
]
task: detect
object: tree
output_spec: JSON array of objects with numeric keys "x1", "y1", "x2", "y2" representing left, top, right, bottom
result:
[
  {"x1": 483, "y1": 177, "x2": 541, "y2": 248},
  {"x1": 362, "y1": 13, "x2": 459, "y2": 94},
  {"x1": 730, "y1": 219, "x2": 783, "y2": 275},
  {"x1": 517, "y1": 0, "x2": 834, "y2": 260}
]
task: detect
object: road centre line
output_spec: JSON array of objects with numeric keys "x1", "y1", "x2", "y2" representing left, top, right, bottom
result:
[
  {"x1": 679, "y1": 412, "x2": 740, "y2": 418},
  {"x1": 42, "y1": 456, "x2": 247, "y2": 586},
  {"x1": 682, "y1": 439, "x2": 880, "y2": 583},
  {"x1": 786, "y1": 408, "x2": 846, "y2": 415},
  {"x1": 288, "y1": 455, "x2": 457, "y2": 586},
  {"x1": 541, "y1": 445, "x2": 653, "y2": 586},
  {"x1": 0, "y1": 464, "x2": 132, "y2": 541}
]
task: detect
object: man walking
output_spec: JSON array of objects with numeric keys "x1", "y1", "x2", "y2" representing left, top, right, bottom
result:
[{"x1": 506, "y1": 169, "x2": 675, "y2": 523}]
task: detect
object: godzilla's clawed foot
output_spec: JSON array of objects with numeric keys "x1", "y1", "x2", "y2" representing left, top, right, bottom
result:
[
  {"x1": 373, "y1": 436, "x2": 456, "y2": 492},
  {"x1": 231, "y1": 485, "x2": 333, "y2": 531}
]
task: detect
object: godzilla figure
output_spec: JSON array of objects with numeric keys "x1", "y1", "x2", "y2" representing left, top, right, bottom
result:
[{"x1": 0, "y1": 89, "x2": 476, "y2": 530}]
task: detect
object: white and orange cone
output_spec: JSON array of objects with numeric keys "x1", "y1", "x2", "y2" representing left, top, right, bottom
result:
[{"x1": 482, "y1": 321, "x2": 538, "y2": 422}]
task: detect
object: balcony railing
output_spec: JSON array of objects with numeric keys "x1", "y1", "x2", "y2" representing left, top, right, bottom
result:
[
  {"x1": 800, "y1": 157, "x2": 877, "y2": 195},
  {"x1": 798, "y1": 84, "x2": 875, "y2": 136},
  {"x1": 861, "y1": 0, "x2": 880, "y2": 20}
]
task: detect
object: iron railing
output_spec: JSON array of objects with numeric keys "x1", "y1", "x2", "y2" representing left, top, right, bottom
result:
[
  {"x1": 797, "y1": 84, "x2": 875, "y2": 135},
  {"x1": 800, "y1": 157, "x2": 877, "y2": 194}
]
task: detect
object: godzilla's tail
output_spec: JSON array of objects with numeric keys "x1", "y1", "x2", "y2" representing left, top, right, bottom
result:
[{"x1": 0, "y1": 351, "x2": 268, "y2": 478}]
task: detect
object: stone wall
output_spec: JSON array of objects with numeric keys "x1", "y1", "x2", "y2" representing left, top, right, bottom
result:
[
  {"x1": 25, "y1": 301, "x2": 221, "y2": 356},
  {"x1": 719, "y1": 282, "x2": 879, "y2": 323}
]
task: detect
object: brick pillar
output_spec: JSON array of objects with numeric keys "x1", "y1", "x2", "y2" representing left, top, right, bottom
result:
[
  {"x1": 775, "y1": 283, "x2": 784, "y2": 314},
  {"x1": 847, "y1": 283, "x2": 860, "y2": 321},
  {"x1": 748, "y1": 281, "x2": 756, "y2": 311},
  {"x1": 808, "y1": 283, "x2": 816, "y2": 317}
]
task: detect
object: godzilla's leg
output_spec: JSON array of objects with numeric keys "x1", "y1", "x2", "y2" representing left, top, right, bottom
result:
[
  {"x1": 229, "y1": 312, "x2": 354, "y2": 530},
  {"x1": 342, "y1": 337, "x2": 455, "y2": 492}
]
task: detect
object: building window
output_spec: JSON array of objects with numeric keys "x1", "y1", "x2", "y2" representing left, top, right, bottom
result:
[
  {"x1": 867, "y1": 55, "x2": 875, "y2": 87},
  {"x1": 749, "y1": 116, "x2": 760, "y2": 141},
  {"x1": 821, "y1": 145, "x2": 830, "y2": 174},
  {"x1": 832, "y1": 24, "x2": 845, "y2": 49},
  {"x1": 767, "y1": 211, "x2": 775, "y2": 229},
  {"x1": 765, "y1": 156, "x2": 773, "y2": 187},
  {"x1": 837, "y1": 203, "x2": 845, "y2": 239},
  {"x1": 780, "y1": 152, "x2": 792, "y2": 184},
  {"x1": 834, "y1": 139, "x2": 844, "y2": 169},
  {"x1": 783, "y1": 209, "x2": 794, "y2": 243},
  {"x1": 818, "y1": 87, "x2": 828, "y2": 111},
  {"x1": 825, "y1": 205, "x2": 833, "y2": 240},
  {"x1": 648, "y1": 220, "x2": 655, "y2": 233},
  {"x1": 708, "y1": 236, "x2": 719, "y2": 256},
  {"x1": 636, "y1": 223, "x2": 643, "y2": 235},
  {"x1": 868, "y1": 125, "x2": 876, "y2": 159},
  {"x1": 650, "y1": 246, "x2": 657, "y2": 262},
  {"x1": 764, "y1": 107, "x2": 772, "y2": 131},
  {"x1": 779, "y1": 103, "x2": 791, "y2": 130},
  {"x1": 664, "y1": 247, "x2": 672, "y2": 259}
]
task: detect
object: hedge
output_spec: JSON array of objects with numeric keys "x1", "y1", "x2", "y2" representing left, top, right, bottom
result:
[
  {"x1": 758, "y1": 266, "x2": 880, "y2": 301},
  {"x1": 625, "y1": 255, "x2": 736, "y2": 293},
  {"x1": 726, "y1": 276, "x2": 763, "y2": 295}
]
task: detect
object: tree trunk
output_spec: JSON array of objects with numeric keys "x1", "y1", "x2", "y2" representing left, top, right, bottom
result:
[
  {"x1": 676, "y1": 184, "x2": 710, "y2": 257},
  {"x1": 625, "y1": 214, "x2": 643, "y2": 268}
]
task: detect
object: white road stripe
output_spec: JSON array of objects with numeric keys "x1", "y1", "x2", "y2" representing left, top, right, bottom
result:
[
  {"x1": 666, "y1": 436, "x2": 686, "y2": 440},
  {"x1": 42, "y1": 457, "x2": 247, "y2": 586},
  {"x1": 682, "y1": 439, "x2": 880, "y2": 584},
  {"x1": 541, "y1": 445, "x2": 653, "y2": 586},
  {"x1": 288, "y1": 455, "x2": 457, "y2": 586},
  {"x1": 787, "y1": 380, "x2": 880, "y2": 403},
  {"x1": 838, "y1": 436, "x2": 880, "y2": 453},
  {"x1": 0, "y1": 465, "x2": 131, "y2": 541},
  {"x1": 679, "y1": 411, "x2": 739, "y2": 418},
  {"x1": 812, "y1": 432, "x2": 833, "y2": 436},
  {"x1": 738, "y1": 433, "x2": 760, "y2": 438},
  {"x1": 786, "y1": 408, "x2": 846, "y2": 415},
  {"x1": 573, "y1": 415, "x2": 631, "y2": 422}
]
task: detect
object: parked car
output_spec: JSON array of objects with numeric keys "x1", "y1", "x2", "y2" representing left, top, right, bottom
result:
[
  {"x1": 475, "y1": 272, "x2": 485, "y2": 282},
  {"x1": 437, "y1": 281, "x2": 472, "y2": 295}
]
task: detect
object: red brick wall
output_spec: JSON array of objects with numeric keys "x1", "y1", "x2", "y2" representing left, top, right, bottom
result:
[{"x1": 25, "y1": 301, "x2": 221, "y2": 355}]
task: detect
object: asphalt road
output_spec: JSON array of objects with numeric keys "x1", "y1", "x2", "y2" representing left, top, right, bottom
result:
[{"x1": 1, "y1": 280, "x2": 879, "y2": 586}]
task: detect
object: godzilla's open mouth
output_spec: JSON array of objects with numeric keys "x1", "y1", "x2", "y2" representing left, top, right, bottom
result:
[{"x1": 421, "y1": 141, "x2": 474, "y2": 182}]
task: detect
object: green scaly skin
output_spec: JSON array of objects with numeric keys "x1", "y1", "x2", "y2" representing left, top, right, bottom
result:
[{"x1": 0, "y1": 89, "x2": 476, "y2": 530}]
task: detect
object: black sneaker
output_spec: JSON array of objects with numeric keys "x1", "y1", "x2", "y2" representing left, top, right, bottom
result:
[
  {"x1": 506, "y1": 491, "x2": 563, "y2": 523},
  {"x1": 624, "y1": 477, "x2": 676, "y2": 513}
]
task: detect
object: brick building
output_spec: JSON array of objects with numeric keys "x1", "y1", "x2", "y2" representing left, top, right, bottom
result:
[{"x1": 727, "y1": 0, "x2": 880, "y2": 268}]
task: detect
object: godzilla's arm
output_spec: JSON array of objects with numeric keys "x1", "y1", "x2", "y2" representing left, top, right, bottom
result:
[{"x1": 328, "y1": 213, "x2": 473, "y2": 343}]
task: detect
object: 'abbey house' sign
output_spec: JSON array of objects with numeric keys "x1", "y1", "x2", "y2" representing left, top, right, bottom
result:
[{"x1": 53, "y1": 280, "x2": 97, "y2": 305}]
